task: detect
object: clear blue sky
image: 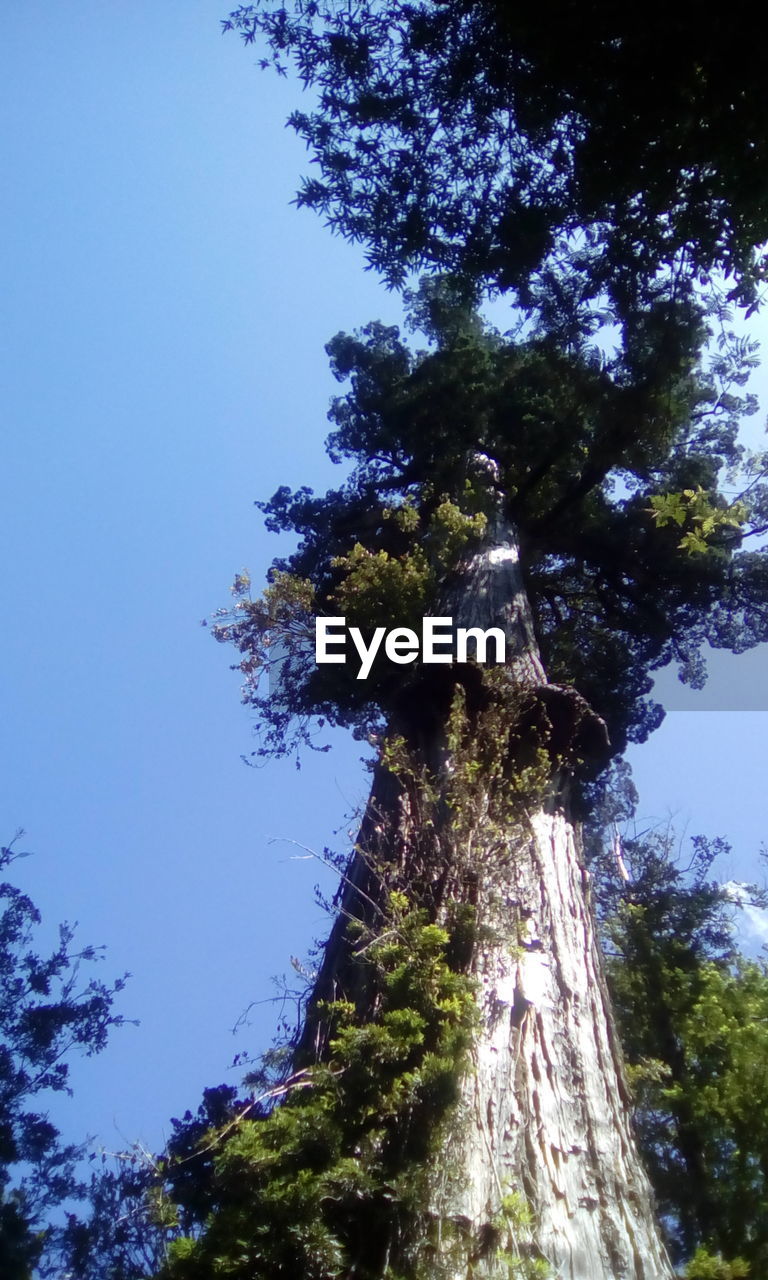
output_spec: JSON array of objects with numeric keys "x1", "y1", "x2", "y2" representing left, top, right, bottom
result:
[{"x1": 2, "y1": 1, "x2": 767, "y2": 1163}]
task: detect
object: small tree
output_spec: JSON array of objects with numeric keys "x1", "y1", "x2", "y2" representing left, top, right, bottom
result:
[
  {"x1": 0, "y1": 833, "x2": 130, "y2": 1278},
  {"x1": 603, "y1": 830, "x2": 768, "y2": 1274}
]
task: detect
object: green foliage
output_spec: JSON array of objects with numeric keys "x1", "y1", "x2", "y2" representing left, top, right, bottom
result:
[
  {"x1": 0, "y1": 834, "x2": 130, "y2": 1278},
  {"x1": 213, "y1": 285, "x2": 767, "y2": 763},
  {"x1": 331, "y1": 536, "x2": 431, "y2": 630},
  {"x1": 648, "y1": 488, "x2": 748, "y2": 556},
  {"x1": 683, "y1": 1247, "x2": 750, "y2": 1279},
  {"x1": 329, "y1": 497, "x2": 488, "y2": 639},
  {"x1": 153, "y1": 896, "x2": 541, "y2": 1279},
  {"x1": 443, "y1": 674, "x2": 554, "y2": 833},
  {"x1": 602, "y1": 831, "x2": 768, "y2": 1273},
  {"x1": 224, "y1": 2, "x2": 768, "y2": 315},
  {"x1": 331, "y1": 501, "x2": 485, "y2": 647}
]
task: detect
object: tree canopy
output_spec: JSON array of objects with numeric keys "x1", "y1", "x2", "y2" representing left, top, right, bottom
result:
[
  {"x1": 216, "y1": 3, "x2": 768, "y2": 764},
  {"x1": 213, "y1": 282, "x2": 768, "y2": 767},
  {"x1": 224, "y1": 2, "x2": 768, "y2": 315}
]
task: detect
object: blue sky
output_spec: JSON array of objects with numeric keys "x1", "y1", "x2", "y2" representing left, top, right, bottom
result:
[{"x1": 2, "y1": 1, "x2": 768, "y2": 1164}]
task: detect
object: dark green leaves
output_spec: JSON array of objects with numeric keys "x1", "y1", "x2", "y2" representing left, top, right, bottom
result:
[
  {"x1": 0, "y1": 835, "x2": 130, "y2": 1279},
  {"x1": 603, "y1": 831, "x2": 768, "y2": 1272},
  {"x1": 224, "y1": 2, "x2": 768, "y2": 313},
  {"x1": 216, "y1": 287, "x2": 766, "y2": 761}
]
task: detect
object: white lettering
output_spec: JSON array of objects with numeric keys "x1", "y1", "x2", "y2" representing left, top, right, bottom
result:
[
  {"x1": 385, "y1": 627, "x2": 419, "y2": 664},
  {"x1": 349, "y1": 626, "x2": 386, "y2": 680},
  {"x1": 422, "y1": 617, "x2": 454, "y2": 663},
  {"x1": 315, "y1": 617, "x2": 347, "y2": 663},
  {"x1": 314, "y1": 616, "x2": 508, "y2": 676},
  {"x1": 456, "y1": 627, "x2": 505, "y2": 664}
]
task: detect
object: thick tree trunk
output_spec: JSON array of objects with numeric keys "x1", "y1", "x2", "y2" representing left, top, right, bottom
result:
[
  {"x1": 302, "y1": 512, "x2": 674, "y2": 1279},
  {"x1": 438, "y1": 809, "x2": 672, "y2": 1279}
]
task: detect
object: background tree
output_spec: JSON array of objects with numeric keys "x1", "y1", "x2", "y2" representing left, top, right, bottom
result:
[
  {"x1": 600, "y1": 829, "x2": 768, "y2": 1275},
  {"x1": 52, "y1": 1146, "x2": 188, "y2": 1280},
  {"x1": 0, "y1": 833, "x2": 130, "y2": 1279}
]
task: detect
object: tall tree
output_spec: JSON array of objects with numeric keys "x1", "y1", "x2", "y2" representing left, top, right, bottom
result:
[
  {"x1": 180, "y1": 281, "x2": 767, "y2": 1277},
  {"x1": 170, "y1": 8, "x2": 768, "y2": 1275}
]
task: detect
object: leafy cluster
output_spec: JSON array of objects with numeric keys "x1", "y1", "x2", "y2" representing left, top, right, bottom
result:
[
  {"x1": 648, "y1": 488, "x2": 749, "y2": 556},
  {"x1": 683, "y1": 1249, "x2": 750, "y2": 1280},
  {"x1": 332, "y1": 499, "x2": 487, "y2": 629},
  {"x1": 213, "y1": 472, "x2": 498, "y2": 757},
  {"x1": 224, "y1": 2, "x2": 768, "y2": 313}
]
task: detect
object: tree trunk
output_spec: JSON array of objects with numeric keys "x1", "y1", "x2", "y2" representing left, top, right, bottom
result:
[
  {"x1": 439, "y1": 809, "x2": 672, "y2": 1279},
  {"x1": 301, "y1": 512, "x2": 675, "y2": 1280}
]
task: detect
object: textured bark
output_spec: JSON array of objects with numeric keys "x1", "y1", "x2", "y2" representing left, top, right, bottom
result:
[
  {"x1": 302, "y1": 510, "x2": 674, "y2": 1279},
  {"x1": 436, "y1": 809, "x2": 674, "y2": 1279}
]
